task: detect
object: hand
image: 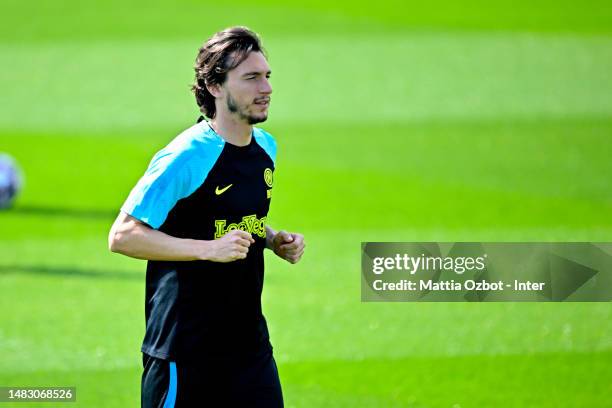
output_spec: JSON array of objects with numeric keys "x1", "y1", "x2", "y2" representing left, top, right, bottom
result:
[
  {"x1": 271, "y1": 231, "x2": 305, "y2": 264},
  {"x1": 202, "y1": 230, "x2": 255, "y2": 262}
]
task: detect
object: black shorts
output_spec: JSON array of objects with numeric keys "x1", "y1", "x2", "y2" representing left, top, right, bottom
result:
[{"x1": 141, "y1": 351, "x2": 284, "y2": 408}]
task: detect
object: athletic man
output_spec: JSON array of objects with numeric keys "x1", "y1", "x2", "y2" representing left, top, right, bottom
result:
[{"x1": 108, "y1": 26, "x2": 305, "y2": 407}]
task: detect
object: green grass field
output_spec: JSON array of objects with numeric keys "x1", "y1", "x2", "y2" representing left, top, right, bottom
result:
[{"x1": 1, "y1": 1, "x2": 611, "y2": 406}]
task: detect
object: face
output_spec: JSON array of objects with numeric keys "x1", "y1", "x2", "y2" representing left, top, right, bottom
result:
[{"x1": 219, "y1": 51, "x2": 272, "y2": 125}]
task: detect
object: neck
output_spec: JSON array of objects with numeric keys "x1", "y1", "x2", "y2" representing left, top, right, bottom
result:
[{"x1": 210, "y1": 110, "x2": 252, "y2": 147}]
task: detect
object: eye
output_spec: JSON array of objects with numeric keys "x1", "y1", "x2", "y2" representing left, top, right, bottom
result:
[{"x1": 246, "y1": 76, "x2": 256, "y2": 80}]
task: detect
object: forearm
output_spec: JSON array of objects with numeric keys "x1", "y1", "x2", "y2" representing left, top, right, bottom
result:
[
  {"x1": 265, "y1": 225, "x2": 277, "y2": 250},
  {"x1": 113, "y1": 227, "x2": 205, "y2": 261}
]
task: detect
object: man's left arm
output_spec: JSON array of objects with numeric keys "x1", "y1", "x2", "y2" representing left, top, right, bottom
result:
[{"x1": 265, "y1": 225, "x2": 305, "y2": 264}]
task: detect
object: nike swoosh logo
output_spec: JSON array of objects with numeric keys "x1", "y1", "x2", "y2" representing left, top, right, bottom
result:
[{"x1": 215, "y1": 184, "x2": 233, "y2": 195}]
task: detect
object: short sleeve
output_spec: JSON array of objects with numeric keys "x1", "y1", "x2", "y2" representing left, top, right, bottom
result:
[{"x1": 120, "y1": 149, "x2": 196, "y2": 229}]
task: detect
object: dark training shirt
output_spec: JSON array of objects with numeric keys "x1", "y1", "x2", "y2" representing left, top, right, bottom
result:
[{"x1": 121, "y1": 120, "x2": 276, "y2": 362}]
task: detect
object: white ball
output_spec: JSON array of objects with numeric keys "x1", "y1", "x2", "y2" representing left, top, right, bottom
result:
[{"x1": 0, "y1": 154, "x2": 22, "y2": 209}]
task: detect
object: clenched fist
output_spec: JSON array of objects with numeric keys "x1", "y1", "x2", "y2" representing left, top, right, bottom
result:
[
  {"x1": 271, "y1": 230, "x2": 305, "y2": 264},
  {"x1": 202, "y1": 230, "x2": 255, "y2": 263}
]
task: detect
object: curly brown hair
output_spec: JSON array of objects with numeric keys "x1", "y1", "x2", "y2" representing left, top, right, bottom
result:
[{"x1": 191, "y1": 26, "x2": 266, "y2": 119}]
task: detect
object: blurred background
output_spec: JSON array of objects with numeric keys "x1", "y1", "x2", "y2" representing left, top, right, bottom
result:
[{"x1": 1, "y1": 1, "x2": 611, "y2": 406}]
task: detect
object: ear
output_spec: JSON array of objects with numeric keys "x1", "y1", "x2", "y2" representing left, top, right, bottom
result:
[{"x1": 206, "y1": 82, "x2": 223, "y2": 98}]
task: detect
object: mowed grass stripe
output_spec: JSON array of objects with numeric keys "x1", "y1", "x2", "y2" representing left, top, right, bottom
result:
[
  {"x1": 3, "y1": 0, "x2": 612, "y2": 43},
  {"x1": 0, "y1": 351, "x2": 608, "y2": 407},
  {"x1": 280, "y1": 350, "x2": 612, "y2": 408},
  {"x1": 1, "y1": 32, "x2": 611, "y2": 133},
  {"x1": 2, "y1": 117, "x2": 611, "y2": 234}
]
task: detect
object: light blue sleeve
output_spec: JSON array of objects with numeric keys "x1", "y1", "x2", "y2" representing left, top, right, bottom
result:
[
  {"x1": 254, "y1": 128, "x2": 277, "y2": 165},
  {"x1": 121, "y1": 135, "x2": 224, "y2": 229}
]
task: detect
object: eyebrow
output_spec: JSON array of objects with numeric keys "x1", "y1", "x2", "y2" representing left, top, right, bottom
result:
[{"x1": 242, "y1": 71, "x2": 272, "y2": 77}]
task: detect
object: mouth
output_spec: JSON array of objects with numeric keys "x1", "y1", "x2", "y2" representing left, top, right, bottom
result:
[{"x1": 254, "y1": 98, "x2": 270, "y2": 107}]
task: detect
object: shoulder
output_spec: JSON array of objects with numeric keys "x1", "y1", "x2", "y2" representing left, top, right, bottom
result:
[
  {"x1": 148, "y1": 122, "x2": 226, "y2": 179},
  {"x1": 253, "y1": 127, "x2": 277, "y2": 164}
]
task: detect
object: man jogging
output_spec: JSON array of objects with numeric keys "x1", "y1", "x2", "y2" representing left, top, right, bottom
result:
[{"x1": 108, "y1": 26, "x2": 305, "y2": 407}]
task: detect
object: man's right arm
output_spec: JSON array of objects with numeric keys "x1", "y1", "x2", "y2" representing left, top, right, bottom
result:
[{"x1": 108, "y1": 211, "x2": 254, "y2": 262}]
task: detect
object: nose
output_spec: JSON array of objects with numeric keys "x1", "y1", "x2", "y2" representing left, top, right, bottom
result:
[{"x1": 260, "y1": 77, "x2": 272, "y2": 95}]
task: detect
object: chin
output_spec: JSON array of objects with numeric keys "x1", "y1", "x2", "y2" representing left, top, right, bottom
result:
[{"x1": 247, "y1": 114, "x2": 268, "y2": 125}]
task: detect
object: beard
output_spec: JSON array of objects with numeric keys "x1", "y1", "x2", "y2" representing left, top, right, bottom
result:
[{"x1": 226, "y1": 92, "x2": 268, "y2": 125}]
